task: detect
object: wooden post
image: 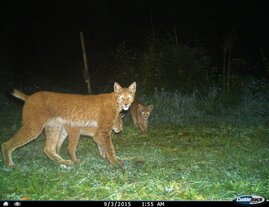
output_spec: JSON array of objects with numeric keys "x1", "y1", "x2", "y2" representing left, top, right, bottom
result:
[
  {"x1": 173, "y1": 25, "x2": 178, "y2": 46},
  {"x1": 227, "y1": 46, "x2": 231, "y2": 91},
  {"x1": 80, "y1": 31, "x2": 92, "y2": 94},
  {"x1": 222, "y1": 44, "x2": 227, "y2": 91},
  {"x1": 150, "y1": 12, "x2": 155, "y2": 42}
]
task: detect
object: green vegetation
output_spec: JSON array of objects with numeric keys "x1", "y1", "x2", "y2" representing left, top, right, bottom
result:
[{"x1": 0, "y1": 85, "x2": 268, "y2": 200}]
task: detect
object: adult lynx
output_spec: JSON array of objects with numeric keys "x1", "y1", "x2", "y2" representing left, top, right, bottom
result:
[
  {"x1": 8, "y1": 89, "x2": 125, "y2": 163},
  {"x1": 130, "y1": 100, "x2": 154, "y2": 132},
  {"x1": 2, "y1": 82, "x2": 136, "y2": 167}
]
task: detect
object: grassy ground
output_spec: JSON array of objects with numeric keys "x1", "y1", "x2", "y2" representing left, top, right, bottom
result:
[{"x1": 0, "y1": 89, "x2": 268, "y2": 200}]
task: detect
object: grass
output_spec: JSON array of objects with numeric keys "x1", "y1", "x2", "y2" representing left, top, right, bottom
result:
[{"x1": 0, "y1": 88, "x2": 268, "y2": 200}]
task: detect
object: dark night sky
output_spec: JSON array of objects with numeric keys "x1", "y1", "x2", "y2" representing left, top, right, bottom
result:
[{"x1": 1, "y1": 0, "x2": 269, "y2": 90}]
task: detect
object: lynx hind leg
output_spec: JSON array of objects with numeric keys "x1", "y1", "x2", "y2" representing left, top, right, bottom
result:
[
  {"x1": 93, "y1": 132, "x2": 118, "y2": 165},
  {"x1": 2, "y1": 125, "x2": 43, "y2": 167},
  {"x1": 66, "y1": 128, "x2": 81, "y2": 163},
  {"x1": 44, "y1": 126, "x2": 73, "y2": 165}
]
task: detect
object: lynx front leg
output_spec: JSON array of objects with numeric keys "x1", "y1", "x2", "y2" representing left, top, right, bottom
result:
[
  {"x1": 97, "y1": 145, "x2": 106, "y2": 159},
  {"x1": 44, "y1": 126, "x2": 73, "y2": 165},
  {"x1": 93, "y1": 132, "x2": 118, "y2": 164},
  {"x1": 138, "y1": 120, "x2": 148, "y2": 132}
]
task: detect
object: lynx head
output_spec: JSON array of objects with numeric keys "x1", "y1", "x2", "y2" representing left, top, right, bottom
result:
[
  {"x1": 138, "y1": 104, "x2": 154, "y2": 120},
  {"x1": 112, "y1": 113, "x2": 125, "y2": 133},
  {"x1": 114, "y1": 82, "x2": 136, "y2": 111}
]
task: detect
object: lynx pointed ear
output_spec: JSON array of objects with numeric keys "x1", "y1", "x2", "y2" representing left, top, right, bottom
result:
[
  {"x1": 148, "y1": 104, "x2": 154, "y2": 111},
  {"x1": 148, "y1": 104, "x2": 154, "y2": 110},
  {"x1": 128, "y1": 82, "x2": 136, "y2": 93},
  {"x1": 114, "y1": 82, "x2": 122, "y2": 93}
]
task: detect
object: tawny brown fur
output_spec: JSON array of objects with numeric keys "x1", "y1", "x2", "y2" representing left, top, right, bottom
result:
[
  {"x1": 56, "y1": 113, "x2": 124, "y2": 163},
  {"x1": 2, "y1": 82, "x2": 136, "y2": 167},
  {"x1": 9, "y1": 90, "x2": 124, "y2": 162},
  {"x1": 130, "y1": 100, "x2": 153, "y2": 132}
]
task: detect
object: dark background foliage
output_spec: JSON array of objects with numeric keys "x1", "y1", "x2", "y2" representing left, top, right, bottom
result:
[{"x1": 0, "y1": 0, "x2": 268, "y2": 94}]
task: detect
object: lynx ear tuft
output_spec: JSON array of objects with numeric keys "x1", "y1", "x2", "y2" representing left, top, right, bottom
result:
[
  {"x1": 128, "y1": 82, "x2": 136, "y2": 93},
  {"x1": 114, "y1": 82, "x2": 122, "y2": 93}
]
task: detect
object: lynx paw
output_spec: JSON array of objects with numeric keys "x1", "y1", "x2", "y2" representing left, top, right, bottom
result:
[
  {"x1": 6, "y1": 164, "x2": 17, "y2": 168},
  {"x1": 59, "y1": 159, "x2": 74, "y2": 165},
  {"x1": 73, "y1": 158, "x2": 80, "y2": 163},
  {"x1": 117, "y1": 157, "x2": 125, "y2": 165}
]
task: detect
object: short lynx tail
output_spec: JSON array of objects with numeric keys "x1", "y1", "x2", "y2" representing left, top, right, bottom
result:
[{"x1": 11, "y1": 89, "x2": 29, "y2": 101}]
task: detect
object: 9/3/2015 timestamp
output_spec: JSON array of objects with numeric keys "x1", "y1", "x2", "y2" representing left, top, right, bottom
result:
[{"x1": 104, "y1": 201, "x2": 131, "y2": 207}]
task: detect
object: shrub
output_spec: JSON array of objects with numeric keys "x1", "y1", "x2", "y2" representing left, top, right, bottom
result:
[
  {"x1": 138, "y1": 80, "x2": 268, "y2": 127},
  {"x1": 109, "y1": 34, "x2": 209, "y2": 93},
  {"x1": 139, "y1": 34, "x2": 208, "y2": 92}
]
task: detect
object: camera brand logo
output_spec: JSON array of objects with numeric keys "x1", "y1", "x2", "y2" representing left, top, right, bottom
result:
[
  {"x1": 234, "y1": 195, "x2": 266, "y2": 206},
  {"x1": 3, "y1": 202, "x2": 9, "y2": 207}
]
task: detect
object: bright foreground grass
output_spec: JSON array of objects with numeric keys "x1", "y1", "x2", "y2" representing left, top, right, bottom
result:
[{"x1": 1, "y1": 122, "x2": 268, "y2": 200}]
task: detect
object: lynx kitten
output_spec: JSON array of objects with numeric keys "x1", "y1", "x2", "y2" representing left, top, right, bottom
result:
[{"x1": 130, "y1": 100, "x2": 153, "y2": 132}]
